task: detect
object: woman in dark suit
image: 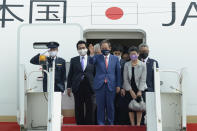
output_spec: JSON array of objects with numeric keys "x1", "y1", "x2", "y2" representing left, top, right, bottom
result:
[{"x1": 123, "y1": 46, "x2": 147, "y2": 126}]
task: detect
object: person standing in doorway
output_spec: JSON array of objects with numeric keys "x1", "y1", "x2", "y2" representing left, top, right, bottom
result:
[
  {"x1": 123, "y1": 46, "x2": 147, "y2": 126},
  {"x1": 138, "y1": 43, "x2": 159, "y2": 92},
  {"x1": 67, "y1": 40, "x2": 96, "y2": 125},
  {"x1": 90, "y1": 39, "x2": 121, "y2": 125},
  {"x1": 138, "y1": 43, "x2": 159, "y2": 125},
  {"x1": 112, "y1": 45, "x2": 129, "y2": 125}
]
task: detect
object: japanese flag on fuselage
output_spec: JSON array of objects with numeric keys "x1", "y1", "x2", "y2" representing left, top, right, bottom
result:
[{"x1": 91, "y1": 2, "x2": 138, "y2": 25}]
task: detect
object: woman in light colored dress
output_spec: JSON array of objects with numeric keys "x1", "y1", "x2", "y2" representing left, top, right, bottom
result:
[{"x1": 123, "y1": 46, "x2": 147, "y2": 126}]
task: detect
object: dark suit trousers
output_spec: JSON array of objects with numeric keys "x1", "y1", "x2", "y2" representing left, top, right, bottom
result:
[
  {"x1": 73, "y1": 79, "x2": 96, "y2": 125},
  {"x1": 95, "y1": 83, "x2": 116, "y2": 125},
  {"x1": 114, "y1": 93, "x2": 130, "y2": 125}
]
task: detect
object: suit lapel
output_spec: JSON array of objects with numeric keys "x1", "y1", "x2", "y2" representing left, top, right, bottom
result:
[
  {"x1": 128, "y1": 62, "x2": 132, "y2": 80},
  {"x1": 107, "y1": 55, "x2": 112, "y2": 71},
  {"x1": 77, "y1": 56, "x2": 83, "y2": 72},
  {"x1": 55, "y1": 57, "x2": 58, "y2": 71},
  {"x1": 134, "y1": 61, "x2": 141, "y2": 80},
  {"x1": 55, "y1": 57, "x2": 58, "y2": 64},
  {"x1": 101, "y1": 55, "x2": 107, "y2": 72},
  {"x1": 146, "y1": 58, "x2": 151, "y2": 69},
  {"x1": 147, "y1": 58, "x2": 152, "y2": 66},
  {"x1": 146, "y1": 58, "x2": 154, "y2": 73},
  {"x1": 84, "y1": 56, "x2": 90, "y2": 72},
  {"x1": 146, "y1": 58, "x2": 150, "y2": 64}
]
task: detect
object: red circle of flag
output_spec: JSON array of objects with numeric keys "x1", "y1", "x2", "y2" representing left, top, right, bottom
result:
[{"x1": 105, "y1": 7, "x2": 124, "y2": 20}]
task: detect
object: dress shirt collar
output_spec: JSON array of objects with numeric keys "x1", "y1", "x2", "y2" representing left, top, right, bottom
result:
[
  {"x1": 103, "y1": 54, "x2": 110, "y2": 58},
  {"x1": 141, "y1": 57, "x2": 149, "y2": 63},
  {"x1": 80, "y1": 54, "x2": 87, "y2": 60},
  {"x1": 144, "y1": 57, "x2": 149, "y2": 63}
]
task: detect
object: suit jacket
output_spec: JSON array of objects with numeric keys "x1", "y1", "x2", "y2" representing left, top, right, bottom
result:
[
  {"x1": 67, "y1": 56, "x2": 95, "y2": 94},
  {"x1": 146, "y1": 58, "x2": 159, "y2": 92},
  {"x1": 123, "y1": 60, "x2": 147, "y2": 91},
  {"x1": 30, "y1": 54, "x2": 66, "y2": 92},
  {"x1": 120, "y1": 59, "x2": 126, "y2": 68},
  {"x1": 90, "y1": 54, "x2": 121, "y2": 92}
]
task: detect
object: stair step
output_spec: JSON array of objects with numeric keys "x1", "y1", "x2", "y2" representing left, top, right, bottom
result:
[
  {"x1": 0, "y1": 122, "x2": 20, "y2": 131},
  {"x1": 62, "y1": 125, "x2": 146, "y2": 131}
]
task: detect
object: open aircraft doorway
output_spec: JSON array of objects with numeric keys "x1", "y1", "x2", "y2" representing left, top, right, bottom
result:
[{"x1": 84, "y1": 29, "x2": 146, "y2": 55}]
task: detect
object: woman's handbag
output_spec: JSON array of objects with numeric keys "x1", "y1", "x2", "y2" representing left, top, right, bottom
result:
[{"x1": 128, "y1": 96, "x2": 146, "y2": 111}]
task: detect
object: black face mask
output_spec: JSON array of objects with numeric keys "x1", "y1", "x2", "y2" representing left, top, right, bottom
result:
[
  {"x1": 139, "y1": 53, "x2": 149, "y2": 59},
  {"x1": 101, "y1": 50, "x2": 110, "y2": 56}
]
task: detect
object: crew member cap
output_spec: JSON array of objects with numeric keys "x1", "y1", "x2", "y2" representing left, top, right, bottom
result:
[{"x1": 47, "y1": 42, "x2": 59, "y2": 49}]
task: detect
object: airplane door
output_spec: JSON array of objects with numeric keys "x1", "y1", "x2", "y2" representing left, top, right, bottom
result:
[{"x1": 17, "y1": 24, "x2": 83, "y2": 128}]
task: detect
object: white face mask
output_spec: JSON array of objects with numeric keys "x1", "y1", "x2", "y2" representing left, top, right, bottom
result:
[
  {"x1": 78, "y1": 49, "x2": 87, "y2": 56},
  {"x1": 117, "y1": 55, "x2": 121, "y2": 60},
  {"x1": 49, "y1": 51, "x2": 58, "y2": 57}
]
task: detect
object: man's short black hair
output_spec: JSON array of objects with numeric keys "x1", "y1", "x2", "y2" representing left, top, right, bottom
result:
[
  {"x1": 128, "y1": 46, "x2": 139, "y2": 53},
  {"x1": 112, "y1": 45, "x2": 123, "y2": 53},
  {"x1": 76, "y1": 40, "x2": 87, "y2": 49},
  {"x1": 100, "y1": 39, "x2": 111, "y2": 47}
]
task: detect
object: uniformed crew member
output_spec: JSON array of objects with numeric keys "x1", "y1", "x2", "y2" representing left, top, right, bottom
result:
[{"x1": 30, "y1": 42, "x2": 66, "y2": 92}]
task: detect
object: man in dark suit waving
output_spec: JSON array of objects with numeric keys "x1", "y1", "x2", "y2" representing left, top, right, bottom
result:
[
  {"x1": 90, "y1": 39, "x2": 121, "y2": 125},
  {"x1": 67, "y1": 40, "x2": 96, "y2": 125}
]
